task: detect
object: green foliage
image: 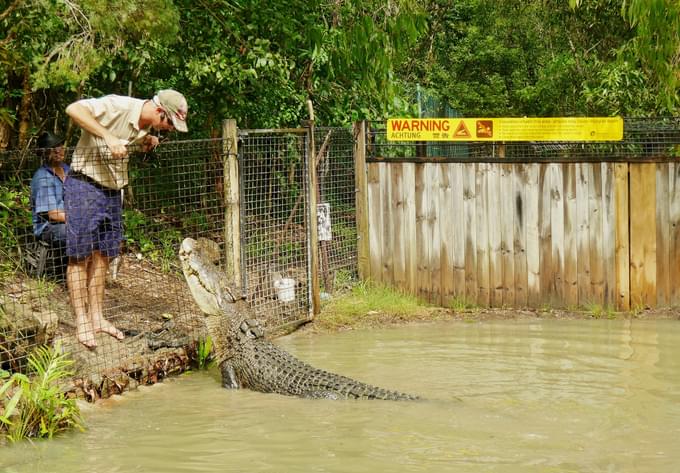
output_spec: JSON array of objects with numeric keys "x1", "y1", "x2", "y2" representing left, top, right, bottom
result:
[
  {"x1": 403, "y1": 0, "x2": 673, "y2": 117},
  {"x1": 123, "y1": 209, "x2": 182, "y2": 270},
  {"x1": 0, "y1": 344, "x2": 83, "y2": 442},
  {"x1": 2, "y1": 0, "x2": 427, "y2": 147},
  {"x1": 1, "y1": 0, "x2": 180, "y2": 90},
  {"x1": 0, "y1": 180, "x2": 32, "y2": 277},
  {"x1": 195, "y1": 336, "x2": 213, "y2": 370}
]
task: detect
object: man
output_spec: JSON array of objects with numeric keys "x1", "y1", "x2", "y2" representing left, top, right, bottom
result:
[
  {"x1": 31, "y1": 131, "x2": 69, "y2": 245},
  {"x1": 64, "y1": 90, "x2": 188, "y2": 348},
  {"x1": 30, "y1": 132, "x2": 69, "y2": 278}
]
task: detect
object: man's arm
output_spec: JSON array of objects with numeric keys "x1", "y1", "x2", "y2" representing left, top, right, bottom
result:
[
  {"x1": 46, "y1": 208, "x2": 66, "y2": 223},
  {"x1": 65, "y1": 102, "x2": 129, "y2": 159}
]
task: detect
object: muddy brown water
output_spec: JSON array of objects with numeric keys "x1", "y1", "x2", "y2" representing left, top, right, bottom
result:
[{"x1": 2, "y1": 319, "x2": 680, "y2": 473}]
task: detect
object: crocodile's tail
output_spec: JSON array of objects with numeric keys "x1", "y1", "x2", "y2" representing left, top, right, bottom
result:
[{"x1": 234, "y1": 338, "x2": 419, "y2": 401}]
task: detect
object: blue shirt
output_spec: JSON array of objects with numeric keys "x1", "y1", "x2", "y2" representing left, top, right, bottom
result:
[{"x1": 30, "y1": 163, "x2": 70, "y2": 237}]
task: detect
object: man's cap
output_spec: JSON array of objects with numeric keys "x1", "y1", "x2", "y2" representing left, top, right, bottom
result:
[
  {"x1": 37, "y1": 131, "x2": 64, "y2": 149},
  {"x1": 154, "y1": 89, "x2": 188, "y2": 132}
]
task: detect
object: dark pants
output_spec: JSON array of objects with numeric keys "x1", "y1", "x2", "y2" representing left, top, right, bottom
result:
[
  {"x1": 37, "y1": 223, "x2": 68, "y2": 279},
  {"x1": 39, "y1": 222, "x2": 67, "y2": 246}
]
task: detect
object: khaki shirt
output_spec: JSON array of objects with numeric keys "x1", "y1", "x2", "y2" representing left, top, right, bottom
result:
[{"x1": 70, "y1": 95, "x2": 150, "y2": 190}]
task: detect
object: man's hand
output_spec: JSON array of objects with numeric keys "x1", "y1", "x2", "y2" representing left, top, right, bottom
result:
[
  {"x1": 105, "y1": 136, "x2": 129, "y2": 159},
  {"x1": 142, "y1": 135, "x2": 160, "y2": 152}
]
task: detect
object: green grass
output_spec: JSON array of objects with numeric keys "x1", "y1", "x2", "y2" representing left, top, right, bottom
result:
[
  {"x1": 584, "y1": 303, "x2": 618, "y2": 319},
  {"x1": 318, "y1": 281, "x2": 433, "y2": 329},
  {"x1": 446, "y1": 296, "x2": 478, "y2": 311}
]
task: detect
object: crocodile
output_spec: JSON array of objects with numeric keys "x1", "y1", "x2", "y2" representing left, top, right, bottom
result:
[{"x1": 179, "y1": 237, "x2": 418, "y2": 400}]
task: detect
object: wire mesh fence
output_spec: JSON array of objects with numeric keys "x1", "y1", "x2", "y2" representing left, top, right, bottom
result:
[
  {"x1": 0, "y1": 139, "x2": 228, "y2": 392},
  {"x1": 314, "y1": 127, "x2": 359, "y2": 293},
  {"x1": 1, "y1": 125, "x2": 360, "y2": 392},
  {"x1": 238, "y1": 129, "x2": 313, "y2": 330}
]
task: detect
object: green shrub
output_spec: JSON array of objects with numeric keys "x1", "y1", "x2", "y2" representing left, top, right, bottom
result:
[{"x1": 0, "y1": 343, "x2": 83, "y2": 442}]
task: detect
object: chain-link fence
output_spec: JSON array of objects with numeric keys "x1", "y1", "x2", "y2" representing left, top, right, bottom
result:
[{"x1": 0, "y1": 125, "x2": 360, "y2": 396}]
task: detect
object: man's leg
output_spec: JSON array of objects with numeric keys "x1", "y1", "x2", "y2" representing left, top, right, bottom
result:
[
  {"x1": 67, "y1": 256, "x2": 96, "y2": 348},
  {"x1": 88, "y1": 250, "x2": 124, "y2": 340}
]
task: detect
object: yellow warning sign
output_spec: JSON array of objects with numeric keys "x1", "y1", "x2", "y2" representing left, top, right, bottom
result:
[{"x1": 386, "y1": 117, "x2": 623, "y2": 142}]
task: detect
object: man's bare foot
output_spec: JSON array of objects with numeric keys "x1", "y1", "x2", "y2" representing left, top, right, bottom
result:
[
  {"x1": 76, "y1": 320, "x2": 97, "y2": 349},
  {"x1": 93, "y1": 317, "x2": 125, "y2": 341}
]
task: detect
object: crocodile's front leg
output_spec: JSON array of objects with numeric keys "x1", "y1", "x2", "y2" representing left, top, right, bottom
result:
[{"x1": 220, "y1": 362, "x2": 241, "y2": 389}]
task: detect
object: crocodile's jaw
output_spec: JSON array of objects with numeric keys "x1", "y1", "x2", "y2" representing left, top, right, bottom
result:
[{"x1": 179, "y1": 237, "x2": 231, "y2": 317}]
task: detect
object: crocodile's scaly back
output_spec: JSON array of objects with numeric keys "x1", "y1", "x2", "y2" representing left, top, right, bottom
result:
[{"x1": 180, "y1": 237, "x2": 418, "y2": 401}]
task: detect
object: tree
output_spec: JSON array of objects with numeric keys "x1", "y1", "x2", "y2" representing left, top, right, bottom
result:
[
  {"x1": 0, "y1": 0, "x2": 179, "y2": 148},
  {"x1": 402, "y1": 0, "x2": 671, "y2": 117},
  {"x1": 571, "y1": 0, "x2": 680, "y2": 112}
]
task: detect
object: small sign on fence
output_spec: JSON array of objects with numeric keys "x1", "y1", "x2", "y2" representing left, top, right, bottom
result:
[
  {"x1": 386, "y1": 117, "x2": 624, "y2": 142},
  {"x1": 317, "y1": 203, "x2": 332, "y2": 241}
]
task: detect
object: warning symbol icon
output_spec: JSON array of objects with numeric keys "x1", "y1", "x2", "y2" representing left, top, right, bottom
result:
[{"x1": 454, "y1": 121, "x2": 471, "y2": 138}]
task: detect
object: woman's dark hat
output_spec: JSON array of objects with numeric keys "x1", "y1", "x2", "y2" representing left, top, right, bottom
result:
[{"x1": 37, "y1": 131, "x2": 64, "y2": 149}]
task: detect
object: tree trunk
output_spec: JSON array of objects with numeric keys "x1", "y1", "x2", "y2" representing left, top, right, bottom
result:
[{"x1": 17, "y1": 68, "x2": 32, "y2": 148}]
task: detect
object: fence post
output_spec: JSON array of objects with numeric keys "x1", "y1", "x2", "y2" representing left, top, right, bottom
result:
[
  {"x1": 354, "y1": 120, "x2": 370, "y2": 280},
  {"x1": 222, "y1": 119, "x2": 242, "y2": 291},
  {"x1": 305, "y1": 101, "x2": 321, "y2": 317}
]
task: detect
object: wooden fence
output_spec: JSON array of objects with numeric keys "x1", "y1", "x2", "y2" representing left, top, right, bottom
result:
[{"x1": 355, "y1": 132, "x2": 680, "y2": 311}]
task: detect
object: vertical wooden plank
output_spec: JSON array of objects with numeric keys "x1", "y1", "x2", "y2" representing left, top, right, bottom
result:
[
  {"x1": 589, "y1": 163, "x2": 605, "y2": 306},
  {"x1": 353, "y1": 121, "x2": 370, "y2": 280},
  {"x1": 539, "y1": 164, "x2": 553, "y2": 305},
  {"x1": 513, "y1": 164, "x2": 529, "y2": 308},
  {"x1": 655, "y1": 163, "x2": 670, "y2": 306},
  {"x1": 669, "y1": 162, "x2": 680, "y2": 306},
  {"x1": 380, "y1": 163, "x2": 393, "y2": 286},
  {"x1": 563, "y1": 163, "x2": 578, "y2": 307},
  {"x1": 576, "y1": 163, "x2": 592, "y2": 306},
  {"x1": 440, "y1": 164, "x2": 455, "y2": 306},
  {"x1": 391, "y1": 163, "x2": 406, "y2": 290},
  {"x1": 367, "y1": 163, "x2": 383, "y2": 283},
  {"x1": 550, "y1": 163, "x2": 565, "y2": 306},
  {"x1": 429, "y1": 164, "x2": 442, "y2": 304},
  {"x1": 452, "y1": 164, "x2": 466, "y2": 301},
  {"x1": 614, "y1": 163, "x2": 630, "y2": 310},
  {"x1": 464, "y1": 163, "x2": 478, "y2": 304},
  {"x1": 526, "y1": 164, "x2": 541, "y2": 306},
  {"x1": 476, "y1": 163, "x2": 490, "y2": 306},
  {"x1": 487, "y1": 163, "x2": 503, "y2": 306},
  {"x1": 501, "y1": 164, "x2": 515, "y2": 307},
  {"x1": 630, "y1": 163, "x2": 657, "y2": 308},
  {"x1": 601, "y1": 163, "x2": 617, "y2": 307},
  {"x1": 415, "y1": 164, "x2": 430, "y2": 300},
  {"x1": 403, "y1": 163, "x2": 417, "y2": 294}
]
